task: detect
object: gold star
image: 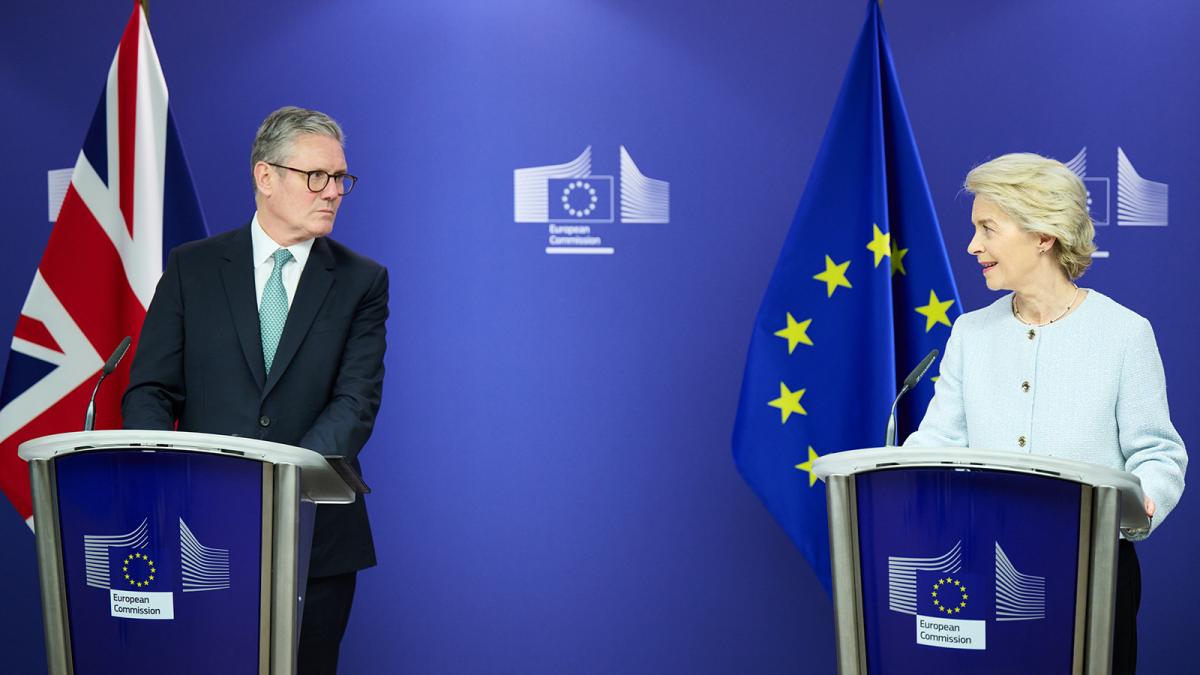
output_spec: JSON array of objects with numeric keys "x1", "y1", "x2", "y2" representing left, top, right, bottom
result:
[
  {"x1": 793, "y1": 446, "x2": 820, "y2": 487},
  {"x1": 866, "y1": 224, "x2": 891, "y2": 268},
  {"x1": 774, "y1": 313, "x2": 813, "y2": 354},
  {"x1": 768, "y1": 382, "x2": 807, "y2": 423},
  {"x1": 890, "y1": 239, "x2": 909, "y2": 276},
  {"x1": 124, "y1": 574, "x2": 130, "y2": 580},
  {"x1": 915, "y1": 289, "x2": 955, "y2": 332},
  {"x1": 148, "y1": 575, "x2": 155, "y2": 581},
  {"x1": 813, "y1": 255, "x2": 852, "y2": 297}
]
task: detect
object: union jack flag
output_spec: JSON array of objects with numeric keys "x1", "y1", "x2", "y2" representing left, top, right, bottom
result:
[{"x1": 0, "y1": 2, "x2": 207, "y2": 528}]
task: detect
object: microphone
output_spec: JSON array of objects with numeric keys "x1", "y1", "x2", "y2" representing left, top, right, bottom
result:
[
  {"x1": 885, "y1": 349, "x2": 939, "y2": 447},
  {"x1": 84, "y1": 336, "x2": 132, "y2": 432}
]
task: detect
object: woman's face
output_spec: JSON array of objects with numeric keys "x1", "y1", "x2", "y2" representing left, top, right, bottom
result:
[{"x1": 968, "y1": 196, "x2": 1046, "y2": 292}]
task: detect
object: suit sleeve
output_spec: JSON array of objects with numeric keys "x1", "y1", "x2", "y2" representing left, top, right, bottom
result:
[
  {"x1": 298, "y1": 265, "x2": 388, "y2": 461},
  {"x1": 1118, "y1": 318, "x2": 1187, "y2": 537},
  {"x1": 121, "y1": 248, "x2": 186, "y2": 430}
]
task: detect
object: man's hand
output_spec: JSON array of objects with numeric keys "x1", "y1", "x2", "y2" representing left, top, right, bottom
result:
[{"x1": 1145, "y1": 495, "x2": 1156, "y2": 518}]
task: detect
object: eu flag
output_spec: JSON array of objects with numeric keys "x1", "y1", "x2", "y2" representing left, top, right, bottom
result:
[{"x1": 732, "y1": 0, "x2": 961, "y2": 592}]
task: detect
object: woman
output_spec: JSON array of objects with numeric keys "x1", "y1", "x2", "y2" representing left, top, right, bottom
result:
[{"x1": 905, "y1": 152, "x2": 1186, "y2": 674}]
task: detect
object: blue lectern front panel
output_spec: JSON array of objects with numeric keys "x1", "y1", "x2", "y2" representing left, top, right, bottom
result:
[
  {"x1": 55, "y1": 450, "x2": 263, "y2": 674},
  {"x1": 855, "y1": 468, "x2": 1081, "y2": 674}
]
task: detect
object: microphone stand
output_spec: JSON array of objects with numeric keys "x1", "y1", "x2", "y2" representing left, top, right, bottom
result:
[
  {"x1": 885, "y1": 348, "x2": 939, "y2": 447},
  {"x1": 84, "y1": 336, "x2": 132, "y2": 431}
]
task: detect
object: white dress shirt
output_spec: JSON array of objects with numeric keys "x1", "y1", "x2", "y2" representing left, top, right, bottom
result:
[{"x1": 251, "y1": 213, "x2": 314, "y2": 308}]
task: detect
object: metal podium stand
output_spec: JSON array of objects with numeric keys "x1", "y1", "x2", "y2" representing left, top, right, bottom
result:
[
  {"x1": 812, "y1": 447, "x2": 1149, "y2": 675},
  {"x1": 19, "y1": 430, "x2": 356, "y2": 675}
]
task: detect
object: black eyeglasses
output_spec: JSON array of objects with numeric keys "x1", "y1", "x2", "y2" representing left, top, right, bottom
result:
[{"x1": 268, "y1": 163, "x2": 358, "y2": 196}]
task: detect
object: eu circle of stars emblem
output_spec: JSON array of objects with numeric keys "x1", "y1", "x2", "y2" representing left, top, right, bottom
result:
[
  {"x1": 931, "y1": 577, "x2": 968, "y2": 615},
  {"x1": 122, "y1": 551, "x2": 158, "y2": 589}
]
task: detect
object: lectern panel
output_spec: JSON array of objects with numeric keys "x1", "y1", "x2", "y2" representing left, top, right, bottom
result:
[
  {"x1": 54, "y1": 449, "x2": 263, "y2": 674},
  {"x1": 854, "y1": 468, "x2": 1081, "y2": 674}
]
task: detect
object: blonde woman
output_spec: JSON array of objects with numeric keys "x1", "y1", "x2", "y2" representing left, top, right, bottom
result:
[{"x1": 905, "y1": 153, "x2": 1186, "y2": 674}]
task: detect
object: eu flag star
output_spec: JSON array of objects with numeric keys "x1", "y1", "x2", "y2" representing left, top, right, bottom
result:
[
  {"x1": 866, "y1": 224, "x2": 891, "y2": 268},
  {"x1": 774, "y1": 313, "x2": 814, "y2": 353},
  {"x1": 890, "y1": 239, "x2": 908, "y2": 276},
  {"x1": 813, "y1": 255, "x2": 852, "y2": 297},
  {"x1": 915, "y1": 289, "x2": 955, "y2": 331},
  {"x1": 793, "y1": 446, "x2": 821, "y2": 487},
  {"x1": 768, "y1": 382, "x2": 807, "y2": 423}
]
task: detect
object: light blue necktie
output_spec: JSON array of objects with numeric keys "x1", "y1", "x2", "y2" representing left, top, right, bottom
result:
[{"x1": 260, "y1": 248, "x2": 294, "y2": 373}]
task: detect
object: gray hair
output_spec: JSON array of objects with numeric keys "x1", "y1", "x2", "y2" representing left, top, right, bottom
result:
[
  {"x1": 965, "y1": 153, "x2": 1097, "y2": 280},
  {"x1": 250, "y1": 106, "x2": 344, "y2": 192}
]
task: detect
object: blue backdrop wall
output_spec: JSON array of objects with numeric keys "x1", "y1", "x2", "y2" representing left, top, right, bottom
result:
[{"x1": 2, "y1": 2, "x2": 1197, "y2": 673}]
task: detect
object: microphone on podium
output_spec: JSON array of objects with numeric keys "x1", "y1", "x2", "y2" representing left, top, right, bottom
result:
[
  {"x1": 83, "y1": 336, "x2": 132, "y2": 432},
  {"x1": 884, "y1": 348, "x2": 938, "y2": 447}
]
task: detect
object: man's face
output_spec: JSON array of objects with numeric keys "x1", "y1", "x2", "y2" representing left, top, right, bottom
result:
[{"x1": 258, "y1": 133, "x2": 347, "y2": 245}]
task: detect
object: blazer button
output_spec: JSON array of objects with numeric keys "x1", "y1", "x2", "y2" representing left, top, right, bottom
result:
[
  {"x1": 1018, "y1": 435, "x2": 1027, "y2": 448},
  {"x1": 259, "y1": 416, "x2": 271, "y2": 428},
  {"x1": 1021, "y1": 381, "x2": 1031, "y2": 392},
  {"x1": 1027, "y1": 329, "x2": 1036, "y2": 340}
]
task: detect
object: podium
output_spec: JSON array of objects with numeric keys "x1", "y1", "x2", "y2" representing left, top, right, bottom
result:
[
  {"x1": 18, "y1": 430, "x2": 356, "y2": 675},
  {"x1": 811, "y1": 447, "x2": 1150, "y2": 675}
]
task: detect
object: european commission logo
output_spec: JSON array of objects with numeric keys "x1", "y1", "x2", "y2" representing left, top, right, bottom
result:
[
  {"x1": 514, "y1": 145, "x2": 670, "y2": 255},
  {"x1": 83, "y1": 517, "x2": 230, "y2": 620},
  {"x1": 887, "y1": 540, "x2": 1046, "y2": 650},
  {"x1": 1066, "y1": 146, "x2": 1169, "y2": 258}
]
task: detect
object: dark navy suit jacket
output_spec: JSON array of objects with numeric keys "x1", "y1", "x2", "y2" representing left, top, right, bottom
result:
[{"x1": 122, "y1": 224, "x2": 387, "y2": 577}]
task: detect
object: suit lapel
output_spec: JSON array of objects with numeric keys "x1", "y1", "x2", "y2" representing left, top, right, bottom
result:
[
  {"x1": 220, "y1": 226, "x2": 267, "y2": 390},
  {"x1": 262, "y1": 236, "x2": 335, "y2": 399}
]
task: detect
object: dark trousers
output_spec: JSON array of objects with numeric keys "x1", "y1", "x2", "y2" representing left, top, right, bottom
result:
[
  {"x1": 1113, "y1": 540, "x2": 1141, "y2": 675},
  {"x1": 298, "y1": 571, "x2": 358, "y2": 675}
]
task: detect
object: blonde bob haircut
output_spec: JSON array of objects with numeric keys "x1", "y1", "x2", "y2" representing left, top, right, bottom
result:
[{"x1": 964, "y1": 153, "x2": 1097, "y2": 280}]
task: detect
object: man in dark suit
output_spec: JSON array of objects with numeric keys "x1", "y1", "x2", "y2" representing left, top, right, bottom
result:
[{"x1": 122, "y1": 106, "x2": 387, "y2": 674}]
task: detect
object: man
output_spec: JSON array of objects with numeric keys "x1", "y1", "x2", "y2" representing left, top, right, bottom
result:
[{"x1": 123, "y1": 106, "x2": 387, "y2": 674}]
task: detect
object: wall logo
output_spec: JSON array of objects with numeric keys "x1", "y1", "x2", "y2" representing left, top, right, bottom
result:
[
  {"x1": 1066, "y1": 146, "x2": 1169, "y2": 231},
  {"x1": 514, "y1": 145, "x2": 670, "y2": 255},
  {"x1": 83, "y1": 517, "x2": 230, "y2": 620},
  {"x1": 887, "y1": 540, "x2": 1046, "y2": 650}
]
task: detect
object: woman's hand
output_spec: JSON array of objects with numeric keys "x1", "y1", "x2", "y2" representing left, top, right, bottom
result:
[{"x1": 1145, "y1": 496, "x2": 1156, "y2": 518}]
